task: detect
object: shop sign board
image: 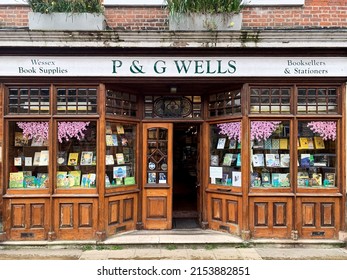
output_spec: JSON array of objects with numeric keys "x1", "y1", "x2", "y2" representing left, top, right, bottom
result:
[{"x1": 0, "y1": 56, "x2": 346, "y2": 77}]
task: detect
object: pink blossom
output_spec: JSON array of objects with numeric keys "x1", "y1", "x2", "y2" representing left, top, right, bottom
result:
[
  {"x1": 250, "y1": 121, "x2": 281, "y2": 141},
  {"x1": 58, "y1": 122, "x2": 90, "y2": 143},
  {"x1": 307, "y1": 121, "x2": 336, "y2": 140},
  {"x1": 217, "y1": 122, "x2": 241, "y2": 141},
  {"x1": 17, "y1": 122, "x2": 49, "y2": 141}
]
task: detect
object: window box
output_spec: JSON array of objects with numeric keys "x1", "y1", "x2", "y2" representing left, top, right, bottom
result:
[{"x1": 28, "y1": 12, "x2": 106, "y2": 31}]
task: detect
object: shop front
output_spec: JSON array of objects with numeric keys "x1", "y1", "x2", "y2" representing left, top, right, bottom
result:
[{"x1": 0, "y1": 54, "x2": 346, "y2": 241}]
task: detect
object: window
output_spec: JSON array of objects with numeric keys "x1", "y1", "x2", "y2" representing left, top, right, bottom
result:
[
  {"x1": 297, "y1": 87, "x2": 339, "y2": 114},
  {"x1": 57, "y1": 121, "x2": 97, "y2": 189},
  {"x1": 209, "y1": 122, "x2": 242, "y2": 186},
  {"x1": 250, "y1": 121, "x2": 290, "y2": 188},
  {"x1": 8, "y1": 121, "x2": 50, "y2": 190},
  {"x1": 144, "y1": 96, "x2": 202, "y2": 119},
  {"x1": 105, "y1": 122, "x2": 137, "y2": 187},
  {"x1": 250, "y1": 87, "x2": 291, "y2": 114},
  {"x1": 56, "y1": 87, "x2": 98, "y2": 114},
  {"x1": 106, "y1": 90, "x2": 137, "y2": 117},
  {"x1": 208, "y1": 90, "x2": 241, "y2": 117},
  {"x1": 297, "y1": 121, "x2": 337, "y2": 188},
  {"x1": 7, "y1": 86, "x2": 50, "y2": 115}
]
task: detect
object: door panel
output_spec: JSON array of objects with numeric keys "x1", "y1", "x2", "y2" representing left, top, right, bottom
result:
[{"x1": 142, "y1": 123, "x2": 173, "y2": 229}]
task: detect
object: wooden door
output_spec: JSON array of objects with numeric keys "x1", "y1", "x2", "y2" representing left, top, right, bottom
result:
[{"x1": 142, "y1": 123, "x2": 173, "y2": 229}]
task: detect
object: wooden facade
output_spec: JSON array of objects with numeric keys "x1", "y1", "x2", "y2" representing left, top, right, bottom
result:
[{"x1": 0, "y1": 74, "x2": 345, "y2": 241}]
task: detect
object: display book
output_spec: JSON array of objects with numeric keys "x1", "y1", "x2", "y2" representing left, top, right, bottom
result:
[
  {"x1": 105, "y1": 124, "x2": 135, "y2": 187},
  {"x1": 210, "y1": 137, "x2": 241, "y2": 185},
  {"x1": 297, "y1": 136, "x2": 336, "y2": 187},
  {"x1": 250, "y1": 137, "x2": 290, "y2": 188},
  {"x1": 9, "y1": 171, "x2": 48, "y2": 189}
]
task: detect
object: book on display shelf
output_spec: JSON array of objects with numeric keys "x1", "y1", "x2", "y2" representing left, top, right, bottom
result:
[
  {"x1": 9, "y1": 172, "x2": 24, "y2": 188},
  {"x1": 68, "y1": 152, "x2": 79, "y2": 166},
  {"x1": 252, "y1": 154, "x2": 264, "y2": 167},
  {"x1": 314, "y1": 136, "x2": 325, "y2": 149},
  {"x1": 14, "y1": 157, "x2": 22, "y2": 166},
  {"x1": 25, "y1": 157, "x2": 32, "y2": 166},
  {"x1": 39, "y1": 150, "x2": 49, "y2": 166},
  {"x1": 216, "y1": 138, "x2": 226, "y2": 149},
  {"x1": 106, "y1": 154, "x2": 115, "y2": 165},
  {"x1": 80, "y1": 151, "x2": 93, "y2": 165},
  {"x1": 33, "y1": 152, "x2": 41, "y2": 166}
]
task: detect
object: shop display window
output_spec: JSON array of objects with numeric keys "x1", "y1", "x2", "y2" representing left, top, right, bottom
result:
[
  {"x1": 8, "y1": 121, "x2": 49, "y2": 189},
  {"x1": 209, "y1": 122, "x2": 241, "y2": 186},
  {"x1": 297, "y1": 121, "x2": 337, "y2": 188},
  {"x1": 250, "y1": 121, "x2": 290, "y2": 188},
  {"x1": 146, "y1": 128, "x2": 168, "y2": 184},
  {"x1": 105, "y1": 122, "x2": 137, "y2": 187},
  {"x1": 57, "y1": 121, "x2": 97, "y2": 188}
]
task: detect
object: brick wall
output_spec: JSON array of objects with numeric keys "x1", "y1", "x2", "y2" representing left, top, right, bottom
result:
[{"x1": 0, "y1": 2, "x2": 347, "y2": 30}]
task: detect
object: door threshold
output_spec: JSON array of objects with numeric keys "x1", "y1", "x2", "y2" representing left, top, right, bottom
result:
[{"x1": 172, "y1": 211, "x2": 198, "y2": 218}]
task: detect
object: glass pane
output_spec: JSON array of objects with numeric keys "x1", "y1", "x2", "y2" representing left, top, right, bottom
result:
[
  {"x1": 105, "y1": 122, "x2": 137, "y2": 188},
  {"x1": 146, "y1": 128, "x2": 168, "y2": 184},
  {"x1": 8, "y1": 121, "x2": 49, "y2": 189},
  {"x1": 57, "y1": 121, "x2": 97, "y2": 189},
  {"x1": 297, "y1": 121, "x2": 337, "y2": 188},
  {"x1": 209, "y1": 122, "x2": 241, "y2": 186},
  {"x1": 250, "y1": 121, "x2": 290, "y2": 188}
]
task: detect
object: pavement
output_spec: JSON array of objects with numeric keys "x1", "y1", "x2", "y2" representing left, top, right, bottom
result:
[{"x1": 0, "y1": 229, "x2": 346, "y2": 260}]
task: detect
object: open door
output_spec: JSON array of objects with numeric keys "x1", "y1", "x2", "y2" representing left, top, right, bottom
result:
[{"x1": 142, "y1": 123, "x2": 173, "y2": 229}]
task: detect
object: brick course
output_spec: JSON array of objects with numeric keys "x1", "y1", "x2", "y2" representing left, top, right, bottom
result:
[{"x1": 0, "y1": 3, "x2": 346, "y2": 30}]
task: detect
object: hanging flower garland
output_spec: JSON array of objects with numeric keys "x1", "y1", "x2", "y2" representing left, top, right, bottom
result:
[
  {"x1": 58, "y1": 121, "x2": 90, "y2": 143},
  {"x1": 307, "y1": 121, "x2": 336, "y2": 141},
  {"x1": 250, "y1": 121, "x2": 281, "y2": 141},
  {"x1": 217, "y1": 122, "x2": 241, "y2": 141},
  {"x1": 17, "y1": 122, "x2": 49, "y2": 141}
]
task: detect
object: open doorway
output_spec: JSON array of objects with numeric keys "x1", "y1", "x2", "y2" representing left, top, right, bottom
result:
[{"x1": 172, "y1": 123, "x2": 200, "y2": 229}]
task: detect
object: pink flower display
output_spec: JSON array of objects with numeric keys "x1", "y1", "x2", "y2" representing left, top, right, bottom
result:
[
  {"x1": 307, "y1": 121, "x2": 336, "y2": 141},
  {"x1": 58, "y1": 121, "x2": 90, "y2": 143},
  {"x1": 251, "y1": 121, "x2": 281, "y2": 141},
  {"x1": 217, "y1": 122, "x2": 241, "y2": 141},
  {"x1": 17, "y1": 122, "x2": 49, "y2": 141}
]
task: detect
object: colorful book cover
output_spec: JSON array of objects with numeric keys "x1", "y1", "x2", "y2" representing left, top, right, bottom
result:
[
  {"x1": 324, "y1": 173, "x2": 335, "y2": 186},
  {"x1": 112, "y1": 134, "x2": 119, "y2": 146},
  {"x1": 56, "y1": 171, "x2": 68, "y2": 188},
  {"x1": 158, "y1": 173, "x2": 166, "y2": 184},
  {"x1": 68, "y1": 170, "x2": 81, "y2": 187},
  {"x1": 264, "y1": 139, "x2": 272, "y2": 149},
  {"x1": 210, "y1": 155, "x2": 219, "y2": 166},
  {"x1": 113, "y1": 166, "x2": 127, "y2": 178},
  {"x1": 272, "y1": 139, "x2": 280, "y2": 149},
  {"x1": 279, "y1": 138, "x2": 288, "y2": 149},
  {"x1": 300, "y1": 154, "x2": 313, "y2": 168},
  {"x1": 232, "y1": 171, "x2": 242, "y2": 187},
  {"x1": 314, "y1": 136, "x2": 325, "y2": 149},
  {"x1": 222, "y1": 153, "x2": 234, "y2": 166},
  {"x1": 25, "y1": 157, "x2": 32, "y2": 166},
  {"x1": 9, "y1": 172, "x2": 24, "y2": 188},
  {"x1": 57, "y1": 151, "x2": 67, "y2": 165},
  {"x1": 148, "y1": 172, "x2": 156, "y2": 183},
  {"x1": 252, "y1": 154, "x2": 264, "y2": 167},
  {"x1": 33, "y1": 152, "x2": 41, "y2": 166},
  {"x1": 271, "y1": 173, "x2": 281, "y2": 187},
  {"x1": 23, "y1": 175, "x2": 37, "y2": 188},
  {"x1": 311, "y1": 173, "x2": 322, "y2": 186},
  {"x1": 299, "y1": 137, "x2": 310, "y2": 149},
  {"x1": 280, "y1": 154, "x2": 290, "y2": 167},
  {"x1": 252, "y1": 140, "x2": 264, "y2": 149},
  {"x1": 236, "y1": 153, "x2": 241, "y2": 166},
  {"x1": 105, "y1": 175, "x2": 111, "y2": 187},
  {"x1": 31, "y1": 136, "x2": 44, "y2": 147},
  {"x1": 68, "y1": 152, "x2": 79, "y2": 166},
  {"x1": 106, "y1": 135, "x2": 114, "y2": 146},
  {"x1": 279, "y1": 173, "x2": 290, "y2": 187},
  {"x1": 124, "y1": 176, "x2": 136, "y2": 185},
  {"x1": 116, "y1": 153, "x2": 125, "y2": 165},
  {"x1": 116, "y1": 124, "x2": 125, "y2": 134},
  {"x1": 106, "y1": 124, "x2": 113, "y2": 134},
  {"x1": 14, "y1": 157, "x2": 22, "y2": 166},
  {"x1": 80, "y1": 151, "x2": 93, "y2": 165},
  {"x1": 261, "y1": 172, "x2": 271, "y2": 187},
  {"x1": 106, "y1": 154, "x2": 115, "y2": 165},
  {"x1": 121, "y1": 136, "x2": 128, "y2": 146},
  {"x1": 81, "y1": 174, "x2": 90, "y2": 187},
  {"x1": 229, "y1": 139, "x2": 237, "y2": 149},
  {"x1": 265, "y1": 154, "x2": 280, "y2": 167},
  {"x1": 39, "y1": 150, "x2": 49, "y2": 166},
  {"x1": 37, "y1": 173, "x2": 49, "y2": 188},
  {"x1": 216, "y1": 138, "x2": 226, "y2": 149},
  {"x1": 14, "y1": 132, "x2": 28, "y2": 146}
]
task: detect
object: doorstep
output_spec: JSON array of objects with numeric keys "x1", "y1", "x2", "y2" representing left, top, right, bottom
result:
[{"x1": 0, "y1": 229, "x2": 345, "y2": 249}]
